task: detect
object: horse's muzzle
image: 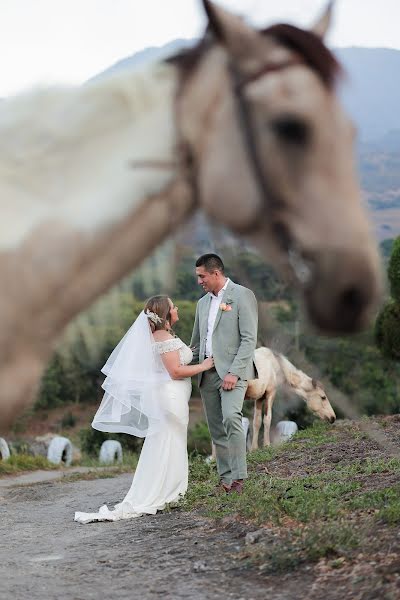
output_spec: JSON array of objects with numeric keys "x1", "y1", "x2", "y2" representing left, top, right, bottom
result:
[{"x1": 304, "y1": 248, "x2": 382, "y2": 334}]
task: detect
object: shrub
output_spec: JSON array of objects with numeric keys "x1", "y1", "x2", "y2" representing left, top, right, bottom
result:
[
  {"x1": 60, "y1": 411, "x2": 77, "y2": 429},
  {"x1": 35, "y1": 354, "x2": 64, "y2": 409},
  {"x1": 388, "y1": 236, "x2": 400, "y2": 301},
  {"x1": 303, "y1": 331, "x2": 400, "y2": 417},
  {"x1": 376, "y1": 236, "x2": 400, "y2": 362},
  {"x1": 374, "y1": 302, "x2": 400, "y2": 360},
  {"x1": 79, "y1": 426, "x2": 142, "y2": 457},
  {"x1": 187, "y1": 421, "x2": 212, "y2": 456},
  {"x1": 173, "y1": 300, "x2": 197, "y2": 344}
]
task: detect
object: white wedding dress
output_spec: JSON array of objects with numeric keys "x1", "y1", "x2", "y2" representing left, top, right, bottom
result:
[{"x1": 74, "y1": 338, "x2": 192, "y2": 524}]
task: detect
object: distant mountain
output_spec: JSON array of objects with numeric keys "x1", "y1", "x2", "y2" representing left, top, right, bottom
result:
[
  {"x1": 89, "y1": 39, "x2": 193, "y2": 83},
  {"x1": 95, "y1": 42, "x2": 400, "y2": 144}
]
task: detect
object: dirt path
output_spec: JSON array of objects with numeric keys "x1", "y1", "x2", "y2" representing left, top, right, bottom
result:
[
  {"x1": 2, "y1": 417, "x2": 399, "y2": 599},
  {"x1": 0, "y1": 473, "x2": 301, "y2": 600},
  {"x1": 0, "y1": 467, "x2": 95, "y2": 488}
]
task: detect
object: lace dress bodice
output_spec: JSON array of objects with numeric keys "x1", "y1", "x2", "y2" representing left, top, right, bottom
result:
[{"x1": 154, "y1": 337, "x2": 193, "y2": 366}]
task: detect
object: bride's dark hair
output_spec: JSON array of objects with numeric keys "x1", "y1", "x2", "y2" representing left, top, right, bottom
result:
[{"x1": 144, "y1": 295, "x2": 172, "y2": 332}]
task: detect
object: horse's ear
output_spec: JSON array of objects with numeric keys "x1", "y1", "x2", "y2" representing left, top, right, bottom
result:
[
  {"x1": 312, "y1": 378, "x2": 324, "y2": 389},
  {"x1": 311, "y1": 0, "x2": 334, "y2": 39},
  {"x1": 202, "y1": 0, "x2": 257, "y2": 55},
  {"x1": 289, "y1": 372, "x2": 303, "y2": 388}
]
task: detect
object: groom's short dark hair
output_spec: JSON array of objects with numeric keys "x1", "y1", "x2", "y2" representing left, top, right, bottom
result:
[{"x1": 196, "y1": 253, "x2": 225, "y2": 273}]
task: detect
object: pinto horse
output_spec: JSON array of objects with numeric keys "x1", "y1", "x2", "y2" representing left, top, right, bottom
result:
[{"x1": 0, "y1": 1, "x2": 381, "y2": 428}]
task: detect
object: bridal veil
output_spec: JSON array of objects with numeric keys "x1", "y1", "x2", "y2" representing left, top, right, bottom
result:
[{"x1": 92, "y1": 310, "x2": 171, "y2": 437}]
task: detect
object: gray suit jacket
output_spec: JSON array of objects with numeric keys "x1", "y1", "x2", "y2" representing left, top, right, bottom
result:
[{"x1": 190, "y1": 280, "x2": 258, "y2": 385}]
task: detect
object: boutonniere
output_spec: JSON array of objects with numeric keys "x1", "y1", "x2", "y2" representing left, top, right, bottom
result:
[{"x1": 220, "y1": 302, "x2": 232, "y2": 312}]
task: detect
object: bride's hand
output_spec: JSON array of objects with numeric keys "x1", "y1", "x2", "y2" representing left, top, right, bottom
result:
[{"x1": 202, "y1": 357, "x2": 214, "y2": 371}]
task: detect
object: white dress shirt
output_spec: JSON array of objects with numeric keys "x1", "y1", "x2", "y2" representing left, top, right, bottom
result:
[{"x1": 205, "y1": 278, "x2": 230, "y2": 357}]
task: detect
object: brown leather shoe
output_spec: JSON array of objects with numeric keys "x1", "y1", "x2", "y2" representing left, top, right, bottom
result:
[
  {"x1": 207, "y1": 480, "x2": 231, "y2": 496},
  {"x1": 220, "y1": 481, "x2": 231, "y2": 493},
  {"x1": 229, "y1": 479, "x2": 244, "y2": 494}
]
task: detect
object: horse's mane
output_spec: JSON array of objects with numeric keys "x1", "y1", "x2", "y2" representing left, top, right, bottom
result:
[
  {"x1": 168, "y1": 24, "x2": 341, "y2": 89},
  {"x1": 0, "y1": 63, "x2": 177, "y2": 162},
  {"x1": 274, "y1": 351, "x2": 310, "y2": 390},
  {"x1": 0, "y1": 62, "x2": 179, "y2": 248},
  {"x1": 262, "y1": 24, "x2": 341, "y2": 88}
]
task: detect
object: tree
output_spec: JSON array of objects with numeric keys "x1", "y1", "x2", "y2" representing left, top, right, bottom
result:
[
  {"x1": 375, "y1": 236, "x2": 400, "y2": 359},
  {"x1": 380, "y1": 238, "x2": 394, "y2": 261},
  {"x1": 387, "y1": 237, "x2": 400, "y2": 301}
]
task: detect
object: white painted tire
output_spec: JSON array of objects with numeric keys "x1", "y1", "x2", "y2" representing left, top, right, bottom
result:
[
  {"x1": 242, "y1": 417, "x2": 252, "y2": 452},
  {"x1": 0, "y1": 438, "x2": 10, "y2": 461},
  {"x1": 275, "y1": 421, "x2": 298, "y2": 443},
  {"x1": 99, "y1": 440, "x2": 123, "y2": 465},
  {"x1": 47, "y1": 436, "x2": 73, "y2": 466}
]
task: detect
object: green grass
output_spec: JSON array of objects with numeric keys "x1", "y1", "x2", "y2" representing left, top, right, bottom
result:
[
  {"x1": 61, "y1": 452, "x2": 139, "y2": 482},
  {"x1": 183, "y1": 451, "x2": 400, "y2": 525},
  {"x1": 60, "y1": 467, "x2": 134, "y2": 483},
  {"x1": 335, "y1": 457, "x2": 400, "y2": 476},
  {"x1": 0, "y1": 451, "x2": 138, "y2": 478},
  {"x1": 349, "y1": 485, "x2": 400, "y2": 522},
  {"x1": 0, "y1": 454, "x2": 56, "y2": 475},
  {"x1": 79, "y1": 452, "x2": 138, "y2": 470},
  {"x1": 254, "y1": 522, "x2": 360, "y2": 574},
  {"x1": 181, "y1": 421, "x2": 400, "y2": 572}
]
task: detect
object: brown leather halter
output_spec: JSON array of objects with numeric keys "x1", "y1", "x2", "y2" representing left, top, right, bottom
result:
[
  {"x1": 228, "y1": 57, "x2": 303, "y2": 243},
  {"x1": 227, "y1": 56, "x2": 313, "y2": 283}
]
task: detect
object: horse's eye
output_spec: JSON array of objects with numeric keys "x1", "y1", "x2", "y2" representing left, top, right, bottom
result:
[
  {"x1": 271, "y1": 116, "x2": 310, "y2": 146},
  {"x1": 321, "y1": 395, "x2": 327, "y2": 400}
]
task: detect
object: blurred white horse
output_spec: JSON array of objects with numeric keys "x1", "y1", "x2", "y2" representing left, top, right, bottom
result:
[
  {"x1": 246, "y1": 347, "x2": 336, "y2": 448},
  {"x1": 0, "y1": 1, "x2": 381, "y2": 428}
]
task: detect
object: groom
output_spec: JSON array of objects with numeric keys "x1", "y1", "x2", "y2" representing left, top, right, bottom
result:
[{"x1": 190, "y1": 253, "x2": 258, "y2": 494}]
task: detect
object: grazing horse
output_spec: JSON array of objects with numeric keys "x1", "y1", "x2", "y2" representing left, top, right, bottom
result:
[
  {"x1": 0, "y1": 0, "x2": 381, "y2": 429},
  {"x1": 246, "y1": 347, "x2": 336, "y2": 448}
]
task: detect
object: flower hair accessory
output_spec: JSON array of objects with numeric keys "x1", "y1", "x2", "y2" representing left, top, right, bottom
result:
[
  {"x1": 219, "y1": 302, "x2": 232, "y2": 312},
  {"x1": 145, "y1": 309, "x2": 163, "y2": 324}
]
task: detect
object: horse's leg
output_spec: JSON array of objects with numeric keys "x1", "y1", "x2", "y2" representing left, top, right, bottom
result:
[
  {"x1": 251, "y1": 398, "x2": 263, "y2": 450},
  {"x1": 263, "y1": 389, "x2": 276, "y2": 447}
]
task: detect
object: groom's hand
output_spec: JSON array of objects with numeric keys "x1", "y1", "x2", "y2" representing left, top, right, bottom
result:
[{"x1": 222, "y1": 373, "x2": 238, "y2": 391}]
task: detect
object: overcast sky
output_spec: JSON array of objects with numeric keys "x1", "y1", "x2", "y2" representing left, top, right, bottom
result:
[{"x1": 0, "y1": 0, "x2": 398, "y2": 96}]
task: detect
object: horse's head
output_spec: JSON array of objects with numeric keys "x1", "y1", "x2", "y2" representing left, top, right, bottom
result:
[
  {"x1": 304, "y1": 378, "x2": 336, "y2": 424},
  {"x1": 175, "y1": 0, "x2": 382, "y2": 333}
]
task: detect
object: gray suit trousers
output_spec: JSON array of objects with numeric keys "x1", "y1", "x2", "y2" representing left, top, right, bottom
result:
[{"x1": 200, "y1": 368, "x2": 247, "y2": 483}]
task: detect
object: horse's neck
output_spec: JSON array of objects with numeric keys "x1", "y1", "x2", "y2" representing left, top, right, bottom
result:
[
  {"x1": 276, "y1": 353, "x2": 309, "y2": 391},
  {"x1": 0, "y1": 62, "x2": 180, "y2": 250}
]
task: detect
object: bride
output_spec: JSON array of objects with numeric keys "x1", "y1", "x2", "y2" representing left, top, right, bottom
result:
[{"x1": 74, "y1": 295, "x2": 214, "y2": 524}]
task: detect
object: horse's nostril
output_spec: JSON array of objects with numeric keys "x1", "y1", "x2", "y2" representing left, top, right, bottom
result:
[
  {"x1": 305, "y1": 248, "x2": 381, "y2": 334},
  {"x1": 329, "y1": 416, "x2": 336, "y2": 424},
  {"x1": 271, "y1": 221, "x2": 292, "y2": 251},
  {"x1": 334, "y1": 285, "x2": 368, "y2": 329},
  {"x1": 339, "y1": 286, "x2": 366, "y2": 313}
]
